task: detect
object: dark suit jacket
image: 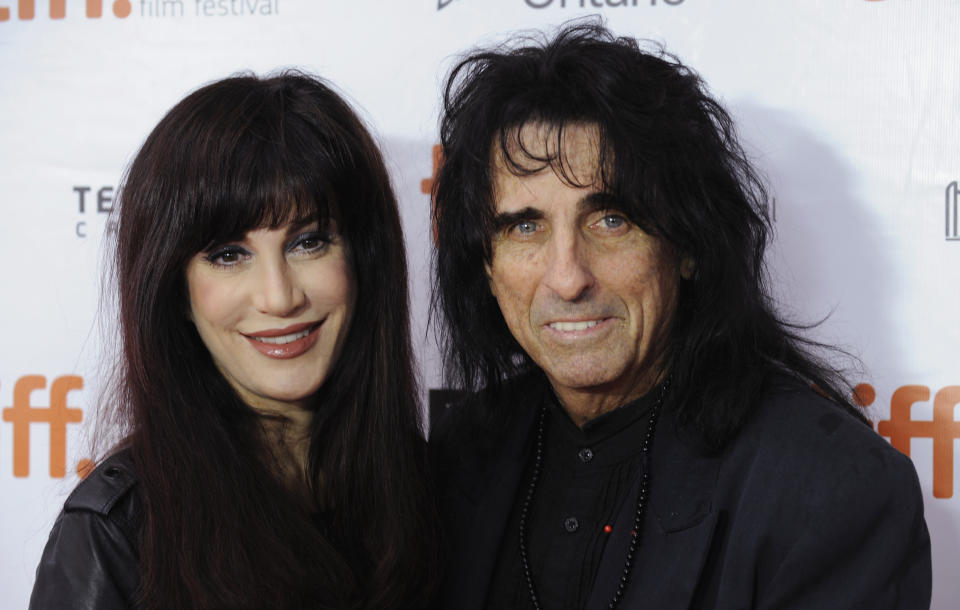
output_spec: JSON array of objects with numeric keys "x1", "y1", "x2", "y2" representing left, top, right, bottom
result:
[{"x1": 431, "y1": 378, "x2": 932, "y2": 610}]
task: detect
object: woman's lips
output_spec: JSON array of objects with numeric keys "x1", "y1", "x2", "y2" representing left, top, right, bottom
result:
[{"x1": 243, "y1": 321, "x2": 322, "y2": 359}]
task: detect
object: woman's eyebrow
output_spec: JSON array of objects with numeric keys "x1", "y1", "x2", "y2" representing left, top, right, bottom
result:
[{"x1": 285, "y1": 218, "x2": 321, "y2": 235}]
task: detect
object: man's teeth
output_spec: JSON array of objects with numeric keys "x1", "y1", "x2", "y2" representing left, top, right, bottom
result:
[
  {"x1": 251, "y1": 328, "x2": 312, "y2": 345},
  {"x1": 550, "y1": 320, "x2": 600, "y2": 332}
]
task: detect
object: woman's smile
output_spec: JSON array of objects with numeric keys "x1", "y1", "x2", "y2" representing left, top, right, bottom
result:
[{"x1": 243, "y1": 321, "x2": 323, "y2": 359}]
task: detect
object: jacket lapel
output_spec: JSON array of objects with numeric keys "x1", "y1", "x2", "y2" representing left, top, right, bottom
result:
[{"x1": 440, "y1": 398, "x2": 538, "y2": 610}]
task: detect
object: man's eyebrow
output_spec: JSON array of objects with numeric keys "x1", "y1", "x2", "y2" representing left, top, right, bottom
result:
[
  {"x1": 491, "y1": 207, "x2": 543, "y2": 232},
  {"x1": 580, "y1": 191, "x2": 624, "y2": 213}
]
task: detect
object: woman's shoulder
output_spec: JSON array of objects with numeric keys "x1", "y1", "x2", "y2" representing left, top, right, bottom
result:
[
  {"x1": 29, "y1": 449, "x2": 143, "y2": 610},
  {"x1": 65, "y1": 449, "x2": 140, "y2": 526}
]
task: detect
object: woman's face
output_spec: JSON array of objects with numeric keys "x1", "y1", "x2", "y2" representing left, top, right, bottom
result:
[{"x1": 185, "y1": 219, "x2": 355, "y2": 415}]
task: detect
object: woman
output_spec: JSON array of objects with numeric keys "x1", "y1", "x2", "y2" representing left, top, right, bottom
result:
[{"x1": 30, "y1": 72, "x2": 439, "y2": 609}]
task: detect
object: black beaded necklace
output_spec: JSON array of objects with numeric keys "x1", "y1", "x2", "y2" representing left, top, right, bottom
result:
[{"x1": 518, "y1": 378, "x2": 671, "y2": 610}]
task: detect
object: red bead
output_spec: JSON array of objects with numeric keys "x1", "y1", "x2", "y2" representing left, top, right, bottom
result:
[{"x1": 603, "y1": 525, "x2": 613, "y2": 534}]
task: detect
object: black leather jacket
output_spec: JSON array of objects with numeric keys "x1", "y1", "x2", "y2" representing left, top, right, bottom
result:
[{"x1": 29, "y1": 451, "x2": 142, "y2": 609}]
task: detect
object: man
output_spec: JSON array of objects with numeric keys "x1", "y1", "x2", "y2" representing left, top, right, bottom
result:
[{"x1": 429, "y1": 20, "x2": 931, "y2": 610}]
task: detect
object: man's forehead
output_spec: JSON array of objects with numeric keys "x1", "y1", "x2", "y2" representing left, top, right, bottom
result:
[
  {"x1": 492, "y1": 121, "x2": 603, "y2": 179},
  {"x1": 489, "y1": 123, "x2": 607, "y2": 216}
]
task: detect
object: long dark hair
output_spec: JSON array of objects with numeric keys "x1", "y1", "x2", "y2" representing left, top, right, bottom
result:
[
  {"x1": 432, "y1": 19, "x2": 866, "y2": 452},
  {"x1": 109, "y1": 72, "x2": 437, "y2": 608}
]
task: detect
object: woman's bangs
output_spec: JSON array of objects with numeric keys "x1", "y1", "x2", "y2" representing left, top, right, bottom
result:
[{"x1": 190, "y1": 136, "x2": 337, "y2": 250}]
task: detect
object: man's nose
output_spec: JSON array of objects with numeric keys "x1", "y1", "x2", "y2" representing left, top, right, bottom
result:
[
  {"x1": 252, "y1": 260, "x2": 307, "y2": 317},
  {"x1": 541, "y1": 231, "x2": 595, "y2": 301}
]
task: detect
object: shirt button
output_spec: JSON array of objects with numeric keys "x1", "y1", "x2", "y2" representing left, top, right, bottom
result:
[
  {"x1": 564, "y1": 517, "x2": 580, "y2": 533},
  {"x1": 577, "y1": 448, "x2": 594, "y2": 463}
]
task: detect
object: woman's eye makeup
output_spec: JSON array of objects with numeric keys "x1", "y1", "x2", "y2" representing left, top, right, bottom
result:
[
  {"x1": 200, "y1": 226, "x2": 336, "y2": 267},
  {"x1": 287, "y1": 230, "x2": 332, "y2": 254},
  {"x1": 204, "y1": 245, "x2": 250, "y2": 267}
]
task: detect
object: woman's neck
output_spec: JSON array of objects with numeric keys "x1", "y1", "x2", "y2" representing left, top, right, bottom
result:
[{"x1": 257, "y1": 409, "x2": 316, "y2": 506}]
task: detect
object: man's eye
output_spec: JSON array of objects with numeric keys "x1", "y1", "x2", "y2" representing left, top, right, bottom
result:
[
  {"x1": 602, "y1": 214, "x2": 626, "y2": 229},
  {"x1": 512, "y1": 220, "x2": 538, "y2": 235},
  {"x1": 591, "y1": 213, "x2": 629, "y2": 232}
]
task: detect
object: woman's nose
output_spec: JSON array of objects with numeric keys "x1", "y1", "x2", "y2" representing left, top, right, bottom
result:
[{"x1": 251, "y1": 261, "x2": 307, "y2": 316}]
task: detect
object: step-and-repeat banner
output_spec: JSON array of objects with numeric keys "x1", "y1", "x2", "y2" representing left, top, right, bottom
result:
[{"x1": 1, "y1": 1, "x2": 957, "y2": 607}]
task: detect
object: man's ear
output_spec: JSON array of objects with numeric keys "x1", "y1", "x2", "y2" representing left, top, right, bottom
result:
[{"x1": 679, "y1": 254, "x2": 696, "y2": 280}]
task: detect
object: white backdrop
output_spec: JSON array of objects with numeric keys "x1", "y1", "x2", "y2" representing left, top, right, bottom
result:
[{"x1": 1, "y1": 1, "x2": 957, "y2": 607}]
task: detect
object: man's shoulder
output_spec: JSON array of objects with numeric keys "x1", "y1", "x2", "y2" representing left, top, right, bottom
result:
[
  {"x1": 429, "y1": 372, "x2": 545, "y2": 475},
  {"x1": 723, "y1": 381, "x2": 920, "y2": 500},
  {"x1": 433, "y1": 371, "x2": 544, "y2": 433},
  {"x1": 742, "y1": 382, "x2": 897, "y2": 458},
  {"x1": 700, "y1": 382, "x2": 931, "y2": 607}
]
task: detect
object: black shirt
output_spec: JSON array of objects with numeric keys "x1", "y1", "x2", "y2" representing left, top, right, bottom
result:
[{"x1": 484, "y1": 389, "x2": 658, "y2": 610}]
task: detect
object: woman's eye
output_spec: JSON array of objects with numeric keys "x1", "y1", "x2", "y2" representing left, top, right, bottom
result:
[
  {"x1": 289, "y1": 232, "x2": 331, "y2": 254},
  {"x1": 205, "y1": 247, "x2": 248, "y2": 267}
]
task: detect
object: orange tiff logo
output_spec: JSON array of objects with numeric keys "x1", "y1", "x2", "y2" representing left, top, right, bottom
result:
[
  {"x1": 0, "y1": 0, "x2": 131, "y2": 21},
  {"x1": 2, "y1": 375, "x2": 83, "y2": 477},
  {"x1": 857, "y1": 383, "x2": 960, "y2": 499}
]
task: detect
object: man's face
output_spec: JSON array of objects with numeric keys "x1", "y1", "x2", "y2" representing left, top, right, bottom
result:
[{"x1": 486, "y1": 123, "x2": 688, "y2": 412}]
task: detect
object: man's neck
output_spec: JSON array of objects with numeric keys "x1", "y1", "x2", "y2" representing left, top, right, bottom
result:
[
  {"x1": 553, "y1": 382, "x2": 656, "y2": 428},
  {"x1": 553, "y1": 386, "x2": 650, "y2": 428}
]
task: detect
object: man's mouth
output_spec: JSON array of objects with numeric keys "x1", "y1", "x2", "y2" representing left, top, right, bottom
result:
[{"x1": 548, "y1": 319, "x2": 602, "y2": 332}]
